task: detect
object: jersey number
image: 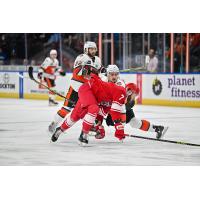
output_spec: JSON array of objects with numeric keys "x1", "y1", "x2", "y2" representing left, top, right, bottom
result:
[{"x1": 119, "y1": 94, "x2": 125, "y2": 101}]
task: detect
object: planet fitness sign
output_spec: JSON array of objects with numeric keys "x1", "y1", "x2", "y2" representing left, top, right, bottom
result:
[
  {"x1": 142, "y1": 74, "x2": 200, "y2": 104},
  {"x1": 167, "y1": 75, "x2": 200, "y2": 98}
]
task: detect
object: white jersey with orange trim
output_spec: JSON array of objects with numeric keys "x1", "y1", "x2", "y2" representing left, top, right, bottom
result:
[
  {"x1": 40, "y1": 57, "x2": 60, "y2": 79},
  {"x1": 70, "y1": 54, "x2": 102, "y2": 92}
]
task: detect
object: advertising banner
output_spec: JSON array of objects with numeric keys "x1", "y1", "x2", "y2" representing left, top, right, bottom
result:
[
  {"x1": 0, "y1": 72, "x2": 19, "y2": 98},
  {"x1": 23, "y1": 72, "x2": 71, "y2": 100},
  {"x1": 142, "y1": 74, "x2": 200, "y2": 107},
  {"x1": 0, "y1": 71, "x2": 199, "y2": 107}
]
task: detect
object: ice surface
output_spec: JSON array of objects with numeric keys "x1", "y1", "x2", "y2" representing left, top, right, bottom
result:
[{"x1": 0, "y1": 98, "x2": 200, "y2": 165}]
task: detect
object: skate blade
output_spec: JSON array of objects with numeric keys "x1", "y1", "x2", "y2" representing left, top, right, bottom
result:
[
  {"x1": 160, "y1": 126, "x2": 169, "y2": 139},
  {"x1": 118, "y1": 139, "x2": 124, "y2": 143},
  {"x1": 50, "y1": 138, "x2": 57, "y2": 143},
  {"x1": 49, "y1": 104, "x2": 58, "y2": 107},
  {"x1": 78, "y1": 141, "x2": 87, "y2": 146},
  {"x1": 78, "y1": 141, "x2": 93, "y2": 147}
]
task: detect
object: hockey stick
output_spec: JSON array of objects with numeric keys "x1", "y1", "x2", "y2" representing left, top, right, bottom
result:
[
  {"x1": 125, "y1": 134, "x2": 200, "y2": 147},
  {"x1": 28, "y1": 66, "x2": 75, "y2": 104}
]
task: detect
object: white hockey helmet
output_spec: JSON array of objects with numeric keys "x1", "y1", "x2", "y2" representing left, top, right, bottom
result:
[
  {"x1": 107, "y1": 65, "x2": 119, "y2": 74},
  {"x1": 84, "y1": 41, "x2": 97, "y2": 53},
  {"x1": 50, "y1": 49, "x2": 57, "y2": 55}
]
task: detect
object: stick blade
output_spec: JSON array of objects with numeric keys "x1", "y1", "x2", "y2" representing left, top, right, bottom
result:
[{"x1": 28, "y1": 66, "x2": 34, "y2": 80}]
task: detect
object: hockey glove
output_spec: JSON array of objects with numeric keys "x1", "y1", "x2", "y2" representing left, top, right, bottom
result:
[
  {"x1": 38, "y1": 68, "x2": 44, "y2": 79},
  {"x1": 114, "y1": 122, "x2": 125, "y2": 140},
  {"x1": 95, "y1": 125, "x2": 105, "y2": 139},
  {"x1": 59, "y1": 71, "x2": 66, "y2": 76},
  {"x1": 38, "y1": 72, "x2": 43, "y2": 79}
]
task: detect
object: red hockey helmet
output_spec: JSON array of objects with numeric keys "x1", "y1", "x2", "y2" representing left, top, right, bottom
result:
[{"x1": 126, "y1": 83, "x2": 140, "y2": 96}]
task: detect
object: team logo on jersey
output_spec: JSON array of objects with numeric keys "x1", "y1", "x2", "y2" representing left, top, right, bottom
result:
[{"x1": 152, "y1": 77, "x2": 162, "y2": 96}]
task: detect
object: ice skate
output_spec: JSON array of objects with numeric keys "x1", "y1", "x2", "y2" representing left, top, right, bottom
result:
[
  {"x1": 154, "y1": 125, "x2": 169, "y2": 139},
  {"x1": 78, "y1": 131, "x2": 89, "y2": 146},
  {"x1": 49, "y1": 98, "x2": 59, "y2": 106},
  {"x1": 51, "y1": 127, "x2": 63, "y2": 142}
]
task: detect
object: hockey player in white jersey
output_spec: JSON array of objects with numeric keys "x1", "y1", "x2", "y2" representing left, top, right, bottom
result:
[
  {"x1": 48, "y1": 41, "x2": 102, "y2": 133},
  {"x1": 96, "y1": 64, "x2": 168, "y2": 139},
  {"x1": 38, "y1": 49, "x2": 65, "y2": 106}
]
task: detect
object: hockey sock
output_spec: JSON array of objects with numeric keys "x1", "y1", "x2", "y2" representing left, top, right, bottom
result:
[
  {"x1": 61, "y1": 115, "x2": 76, "y2": 131},
  {"x1": 129, "y1": 118, "x2": 155, "y2": 132},
  {"x1": 82, "y1": 104, "x2": 99, "y2": 134}
]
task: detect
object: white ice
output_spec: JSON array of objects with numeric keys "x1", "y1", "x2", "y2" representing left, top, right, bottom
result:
[{"x1": 0, "y1": 98, "x2": 200, "y2": 165}]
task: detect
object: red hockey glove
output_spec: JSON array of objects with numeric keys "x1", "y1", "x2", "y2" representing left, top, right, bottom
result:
[
  {"x1": 114, "y1": 122, "x2": 125, "y2": 140},
  {"x1": 95, "y1": 125, "x2": 105, "y2": 139}
]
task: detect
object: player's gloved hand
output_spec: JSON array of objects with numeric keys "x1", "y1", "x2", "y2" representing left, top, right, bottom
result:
[
  {"x1": 82, "y1": 65, "x2": 91, "y2": 76},
  {"x1": 95, "y1": 125, "x2": 105, "y2": 139},
  {"x1": 38, "y1": 68, "x2": 44, "y2": 79},
  {"x1": 59, "y1": 71, "x2": 66, "y2": 76},
  {"x1": 114, "y1": 122, "x2": 125, "y2": 140},
  {"x1": 38, "y1": 72, "x2": 43, "y2": 79}
]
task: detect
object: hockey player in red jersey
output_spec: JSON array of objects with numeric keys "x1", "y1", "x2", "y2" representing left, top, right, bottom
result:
[
  {"x1": 51, "y1": 68, "x2": 127, "y2": 145},
  {"x1": 38, "y1": 49, "x2": 65, "y2": 106},
  {"x1": 104, "y1": 65, "x2": 168, "y2": 139}
]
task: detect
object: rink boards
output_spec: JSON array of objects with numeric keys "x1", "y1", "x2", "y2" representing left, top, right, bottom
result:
[{"x1": 0, "y1": 71, "x2": 200, "y2": 107}]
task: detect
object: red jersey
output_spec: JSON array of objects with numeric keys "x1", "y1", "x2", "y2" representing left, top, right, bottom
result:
[{"x1": 87, "y1": 74, "x2": 126, "y2": 120}]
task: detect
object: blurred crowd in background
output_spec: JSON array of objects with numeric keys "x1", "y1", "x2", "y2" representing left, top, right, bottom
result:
[{"x1": 0, "y1": 33, "x2": 200, "y2": 73}]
